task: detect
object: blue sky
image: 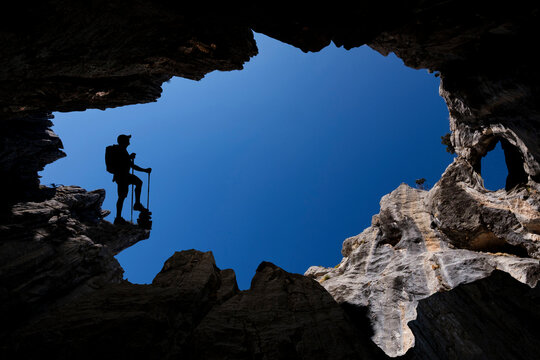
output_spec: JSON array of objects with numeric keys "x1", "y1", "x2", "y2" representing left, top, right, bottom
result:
[{"x1": 40, "y1": 33, "x2": 506, "y2": 289}]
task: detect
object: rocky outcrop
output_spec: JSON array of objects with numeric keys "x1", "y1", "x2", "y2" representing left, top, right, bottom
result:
[
  {"x1": 0, "y1": 3, "x2": 257, "y2": 118},
  {"x1": 0, "y1": 113, "x2": 65, "y2": 205},
  {"x1": 306, "y1": 161, "x2": 540, "y2": 357},
  {"x1": 185, "y1": 261, "x2": 383, "y2": 360},
  {"x1": 5, "y1": 250, "x2": 230, "y2": 359},
  {"x1": 4, "y1": 250, "x2": 382, "y2": 360}
]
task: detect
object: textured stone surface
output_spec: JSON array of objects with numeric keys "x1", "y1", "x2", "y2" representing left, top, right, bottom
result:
[
  {"x1": 0, "y1": 3, "x2": 257, "y2": 118},
  {"x1": 0, "y1": 185, "x2": 149, "y2": 340},
  {"x1": 4, "y1": 250, "x2": 226, "y2": 359},
  {"x1": 0, "y1": 113, "x2": 65, "y2": 205},
  {"x1": 3, "y1": 252, "x2": 380, "y2": 360},
  {"x1": 406, "y1": 270, "x2": 540, "y2": 360},
  {"x1": 427, "y1": 159, "x2": 540, "y2": 257},
  {"x1": 185, "y1": 262, "x2": 382, "y2": 360},
  {"x1": 306, "y1": 165, "x2": 540, "y2": 357}
]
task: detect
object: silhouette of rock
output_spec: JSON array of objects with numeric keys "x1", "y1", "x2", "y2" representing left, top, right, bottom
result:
[
  {"x1": 0, "y1": 113, "x2": 65, "y2": 205},
  {"x1": 3, "y1": 251, "x2": 383, "y2": 360},
  {"x1": 407, "y1": 270, "x2": 540, "y2": 360},
  {"x1": 8, "y1": 250, "x2": 235, "y2": 359},
  {"x1": 0, "y1": 4, "x2": 257, "y2": 119},
  {"x1": 0, "y1": 185, "x2": 149, "y2": 342},
  {"x1": 185, "y1": 261, "x2": 384, "y2": 360}
]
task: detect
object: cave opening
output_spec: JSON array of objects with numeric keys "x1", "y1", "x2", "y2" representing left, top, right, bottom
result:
[
  {"x1": 479, "y1": 137, "x2": 527, "y2": 191},
  {"x1": 480, "y1": 141, "x2": 507, "y2": 191},
  {"x1": 39, "y1": 33, "x2": 456, "y2": 290}
]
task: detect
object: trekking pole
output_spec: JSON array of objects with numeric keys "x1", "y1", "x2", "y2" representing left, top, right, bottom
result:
[
  {"x1": 147, "y1": 172, "x2": 150, "y2": 210},
  {"x1": 130, "y1": 162, "x2": 134, "y2": 223}
]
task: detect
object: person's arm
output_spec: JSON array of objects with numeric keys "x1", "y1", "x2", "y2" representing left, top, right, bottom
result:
[
  {"x1": 131, "y1": 163, "x2": 151, "y2": 173},
  {"x1": 129, "y1": 152, "x2": 151, "y2": 173}
]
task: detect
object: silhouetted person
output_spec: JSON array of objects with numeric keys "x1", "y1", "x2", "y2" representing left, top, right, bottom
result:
[{"x1": 105, "y1": 134, "x2": 151, "y2": 225}]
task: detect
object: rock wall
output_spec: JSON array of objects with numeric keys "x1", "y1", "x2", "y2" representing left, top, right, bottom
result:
[
  {"x1": 0, "y1": 185, "x2": 149, "y2": 340},
  {"x1": 1, "y1": 1, "x2": 539, "y2": 359},
  {"x1": 4, "y1": 250, "x2": 385, "y2": 360},
  {"x1": 0, "y1": 3, "x2": 257, "y2": 118},
  {"x1": 0, "y1": 113, "x2": 64, "y2": 205},
  {"x1": 306, "y1": 170, "x2": 540, "y2": 357},
  {"x1": 407, "y1": 270, "x2": 540, "y2": 360}
]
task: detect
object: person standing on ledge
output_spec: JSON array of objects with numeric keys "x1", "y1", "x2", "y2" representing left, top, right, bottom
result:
[{"x1": 105, "y1": 134, "x2": 152, "y2": 225}]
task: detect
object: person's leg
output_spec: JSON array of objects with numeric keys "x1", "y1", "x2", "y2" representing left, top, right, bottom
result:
[
  {"x1": 116, "y1": 181, "x2": 129, "y2": 221},
  {"x1": 134, "y1": 176, "x2": 142, "y2": 204},
  {"x1": 116, "y1": 196, "x2": 123, "y2": 218},
  {"x1": 128, "y1": 174, "x2": 145, "y2": 210}
]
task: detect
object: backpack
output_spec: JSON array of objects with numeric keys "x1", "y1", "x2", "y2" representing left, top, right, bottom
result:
[{"x1": 105, "y1": 144, "x2": 122, "y2": 174}]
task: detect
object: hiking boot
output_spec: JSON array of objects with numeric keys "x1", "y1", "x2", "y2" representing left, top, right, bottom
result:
[
  {"x1": 133, "y1": 202, "x2": 147, "y2": 211},
  {"x1": 114, "y1": 217, "x2": 128, "y2": 225}
]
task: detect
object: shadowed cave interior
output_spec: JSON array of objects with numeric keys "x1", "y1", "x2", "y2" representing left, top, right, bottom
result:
[{"x1": 2, "y1": 3, "x2": 540, "y2": 359}]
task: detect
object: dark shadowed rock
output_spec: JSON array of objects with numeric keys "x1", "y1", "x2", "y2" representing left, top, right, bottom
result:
[
  {"x1": 0, "y1": 3, "x2": 257, "y2": 118},
  {"x1": 4, "y1": 250, "x2": 234, "y2": 359},
  {"x1": 3, "y1": 253, "x2": 383, "y2": 360},
  {"x1": 184, "y1": 261, "x2": 384, "y2": 360},
  {"x1": 0, "y1": 185, "x2": 149, "y2": 341},
  {"x1": 0, "y1": 113, "x2": 65, "y2": 205},
  {"x1": 407, "y1": 271, "x2": 540, "y2": 360}
]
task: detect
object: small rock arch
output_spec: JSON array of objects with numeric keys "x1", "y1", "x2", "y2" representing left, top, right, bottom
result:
[{"x1": 473, "y1": 136, "x2": 528, "y2": 191}]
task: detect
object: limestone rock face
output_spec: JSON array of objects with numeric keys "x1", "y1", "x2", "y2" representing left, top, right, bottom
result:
[{"x1": 306, "y1": 160, "x2": 540, "y2": 357}]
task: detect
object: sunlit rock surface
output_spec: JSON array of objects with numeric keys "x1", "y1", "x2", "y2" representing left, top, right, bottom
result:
[{"x1": 306, "y1": 160, "x2": 540, "y2": 357}]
